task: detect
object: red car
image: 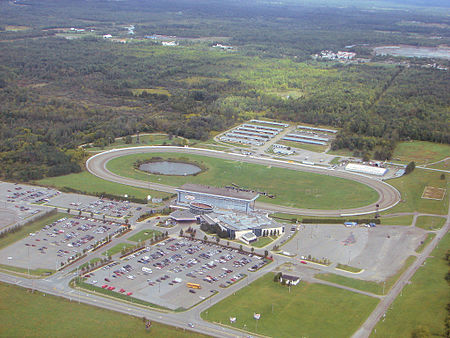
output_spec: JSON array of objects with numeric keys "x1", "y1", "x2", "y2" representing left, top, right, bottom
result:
[
  {"x1": 102, "y1": 285, "x2": 108, "y2": 289},
  {"x1": 300, "y1": 261, "x2": 307, "y2": 264},
  {"x1": 126, "y1": 292, "x2": 133, "y2": 296}
]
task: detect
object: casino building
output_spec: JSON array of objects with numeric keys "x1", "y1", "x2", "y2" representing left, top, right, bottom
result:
[
  {"x1": 175, "y1": 183, "x2": 258, "y2": 213},
  {"x1": 171, "y1": 183, "x2": 284, "y2": 241}
]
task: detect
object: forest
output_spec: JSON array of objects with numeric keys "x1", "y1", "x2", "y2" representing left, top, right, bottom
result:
[{"x1": 0, "y1": 0, "x2": 449, "y2": 180}]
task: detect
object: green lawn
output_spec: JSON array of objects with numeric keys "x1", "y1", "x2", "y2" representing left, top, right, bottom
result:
[
  {"x1": 278, "y1": 140, "x2": 328, "y2": 153},
  {"x1": 250, "y1": 236, "x2": 275, "y2": 248},
  {"x1": 106, "y1": 152, "x2": 379, "y2": 210},
  {"x1": 127, "y1": 229, "x2": 162, "y2": 242},
  {"x1": 0, "y1": 282, "x2": 204, "y2": 337},
  {"x1": 415, "y1": 233, "x2": 436, "y2": 253},
  {"x1": 392, "y1": 141, "x2": 450, "y2": 165},
  {"x1": 427, "y1": 158, "x2": 449, "y2": 170},
  {"x1": 103, "y1": 243, "x2": 135, "y2": 256},
  {"x1": 202, "y1": 273, "x2": 379, "y2": 338},
  {"x1": 372, "y1": 233, "x2": 450, "y2": 337},
  {"x1": 37, "y1": 170, "x2": 170, "y2": 200},
  {"x1": 336, "y1": 263, "x2": 362, "y2": 273},
  {"x1": 384, "y1": 168, "x2": 448, "y2": 215},
  {"x1": 0, "y1": 212, "x2": 67, "y2": 251},
  {"x1": 415, "y1": 215, "x2": 446, "y2": 230},
  {"x1": 0, "y1": 264, "x2": 55, "y2": 277},
  {"x1": 315, "y1": 273, "x2": 384, "y2": 295},
  {"x1": 380, "y1": 215, "x2": 414, "y2": 226}
]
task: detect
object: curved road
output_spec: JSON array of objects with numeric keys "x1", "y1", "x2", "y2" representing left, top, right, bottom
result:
[{"x1": 86, "y1": 146, "x2": 400, "y2": 217}]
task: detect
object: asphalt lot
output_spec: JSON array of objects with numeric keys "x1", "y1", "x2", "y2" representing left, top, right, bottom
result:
[
  {"x1": 282, "y1": 223, "x2": 426, "y2": 281},
  {"x1": 84, "y1": 237, "x2": 268, "y2": 310},
  {"x1": 48, "y1": 193, "x2": 144, "y2": 219},
  {"x1": 0, "y1": 182, "x2": 58, "y2": 229},
  {"x1": 0, "y1": 215, "x2": 124, "y2": 270}
]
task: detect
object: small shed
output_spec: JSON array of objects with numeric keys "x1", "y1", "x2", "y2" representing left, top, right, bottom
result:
[{"x1": 280, "y1": 274, "x2": 300, "y2": 286}]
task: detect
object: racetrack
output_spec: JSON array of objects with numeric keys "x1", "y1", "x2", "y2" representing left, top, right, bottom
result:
[{"x1": 86, "y1": 146, "x2": 401, "y2": 217}]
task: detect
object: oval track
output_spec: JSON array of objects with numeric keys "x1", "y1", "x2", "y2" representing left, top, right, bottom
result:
[{"x1": 86, "y1": 146, "x2": 401, "y2": 217}]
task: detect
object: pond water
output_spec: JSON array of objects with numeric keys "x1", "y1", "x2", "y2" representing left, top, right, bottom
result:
[
  {"x1": 139, "y1": 161, "x2": 201, "y2": 175},
  {"x1": 373, "y1": 45, "x2": 450, "y2": 60}
]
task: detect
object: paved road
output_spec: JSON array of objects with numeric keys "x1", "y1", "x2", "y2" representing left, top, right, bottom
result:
[
  {"x1": 352, "y1": 207, "x2": 450, "y2": 338},
  {"x1": 86, "y1": 146, "x2": 401, "y2": 217}
]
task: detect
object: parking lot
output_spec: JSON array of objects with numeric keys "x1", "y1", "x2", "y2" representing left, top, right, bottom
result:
[
  {"x1": 0, "y1": 183, "x2": 60, "y2": 204},
  {"x1": 84, "y1": 237, "x2": 269, "y2": 310},
  {"x1": 0, "y1": 216, "x2": 125, "y2": 270},
  {"x1": 282, "y1": 223, "x2": 426, "y2": 281},
  {"x1": 48, "y1": 193, "x2": 145, "y2": 219}
]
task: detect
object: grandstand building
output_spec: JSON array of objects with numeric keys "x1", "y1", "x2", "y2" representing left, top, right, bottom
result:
[{"x1": 175, "y1": 183, "x2": 259, "y2": 213}]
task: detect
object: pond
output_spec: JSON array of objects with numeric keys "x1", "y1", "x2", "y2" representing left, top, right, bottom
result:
[
  {"x1": 373, "y1": 45, "x2": 450, "y2": 60},
  {"x1": 139, "y1": 161, "x2": 202, "y2": 176}
]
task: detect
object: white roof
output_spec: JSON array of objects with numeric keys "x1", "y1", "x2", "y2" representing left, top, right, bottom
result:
[
  {"x1": 242, "y1": 232, "x2": 257, "y2": 240},
  {"x1": 345, "y1": 163, "x2": 388, "y2": 176}
]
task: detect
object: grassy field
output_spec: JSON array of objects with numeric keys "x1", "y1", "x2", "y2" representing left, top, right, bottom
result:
[
  {"x1": 106, "y1": 152, "x2": 379, "y2": 210},
  {"x1": 392, "y1": 141, "x2": 450, "y2": 165},
  {"x1": 37, "y1": 170, "x2": 171, "y2": 200},
  {"x1": 250, "y1": 236, "x2": 275, "y2": 248},
  {"x1": 384, "y1": 168, "x2": 448, "y2": 215},
  {"x1": 130, "y1": 88, "x2": 171, "y2": 96},
  {"x1": 415, "y1": 215, "x2": 446, "y2": 230},
  {"x1": 415, "y1": 233, "x2": 436, "y2": 253},
  {"x1": 0, "y1": 212, "x2": 66, "y2": 251},
  {"x1": 327, "y1": 148, "x2": 356, "y2": 157},
  {"x1": 427, "y1": 158, "x2": 449, "y2": 170},
  {"x1": 278, "y1": 140, "x2": 328, "y2": 153},
  {"x1": 372, "y1": 233, "x2": 450, "y2": 337},
  {"x1": 380, "y1": 215, "x2": 414, "y2": 226},
  {"x1": 202, "y1": 273, "x2": 378, "y2": 338},
  {"x1": 103, "y1": 243, "x2": 135, "y2": 256},
  {"x1": 0, "y1": 282, "x2": 204, "y2": 337},
  {"x1": 127, "y1": 229, "x2": 162, "y2": 242}
]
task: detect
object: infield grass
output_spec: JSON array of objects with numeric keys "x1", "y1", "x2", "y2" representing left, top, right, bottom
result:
[
  {"x1": 372, "y1": 233, "x2": 450, "y2": 337},
  {"x1": 202, "y1": 273, "x2": 378, "y2": 338},
  {"x1": 106, "y1": 153, "x2": 379, "y2": 210},
  {"x1": 0, "y1": 282, "x2": 204, "y2": 337}
]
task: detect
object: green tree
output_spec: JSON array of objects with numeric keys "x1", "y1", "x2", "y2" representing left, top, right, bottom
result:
[{"x1": 405, "y1": 161, "x2": 416, "y2": 175}]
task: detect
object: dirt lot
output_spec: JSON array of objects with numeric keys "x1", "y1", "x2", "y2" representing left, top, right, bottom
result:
[{"x1": 422, "y1": 186, "x2": 446, "y2": 200}]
